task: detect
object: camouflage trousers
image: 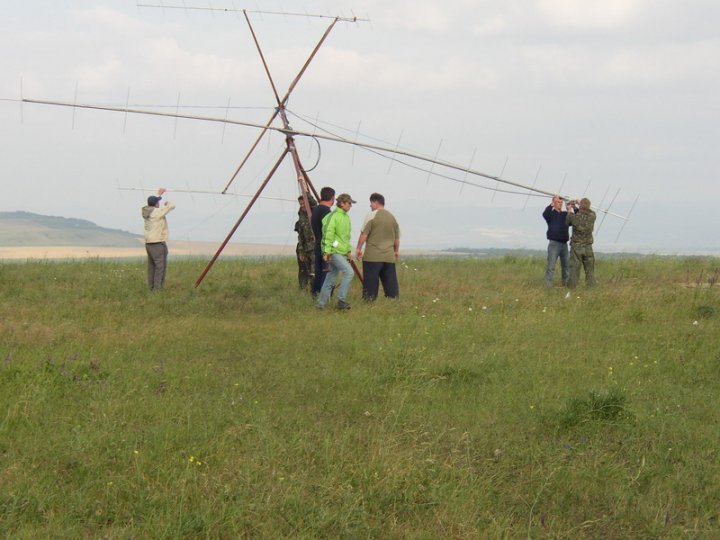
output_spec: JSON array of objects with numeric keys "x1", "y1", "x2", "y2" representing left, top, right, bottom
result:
[
  {"x1": 296, "y1": 249, "x2": 315, "y2": 290},
  {"x1": 568, "y1": 244, "x2": 596, "y2": 288}
]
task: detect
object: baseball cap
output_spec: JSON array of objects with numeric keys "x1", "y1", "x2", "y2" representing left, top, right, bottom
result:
[{"x1": 336, "y1": 193, "x2": 356, "y2": 204}]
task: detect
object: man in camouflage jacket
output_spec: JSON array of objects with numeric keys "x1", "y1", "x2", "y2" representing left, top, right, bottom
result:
[
  {"x1": 566, "y1": 197, "x2": 597, "y2": 288},
  {"x1": 294, "y1": 195, "x2": 316, "y2": 290}
]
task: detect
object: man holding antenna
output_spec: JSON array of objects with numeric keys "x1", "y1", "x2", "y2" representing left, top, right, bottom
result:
[
  {"x1": 566, "y1": 198, "x2": 597, "y2": 288},
  {"x1": 142, "y1": 188, "x2": 175, "y2": 290},
  {"x1": 542, "y1": 195, "x2": 570, "y2": 287}
]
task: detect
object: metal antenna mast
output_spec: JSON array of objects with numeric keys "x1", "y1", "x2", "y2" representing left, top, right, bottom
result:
[{"x1": 186, "y1": 10, "x2": 357, "y2": 286}]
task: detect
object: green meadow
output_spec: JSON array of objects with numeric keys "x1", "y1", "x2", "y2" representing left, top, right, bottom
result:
[{"x1": 1, "y1": 255, "x2": 719, "y2": 538}]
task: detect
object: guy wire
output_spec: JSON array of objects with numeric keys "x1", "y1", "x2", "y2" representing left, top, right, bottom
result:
[{"x1": 286, "y1": 109, "x2": 544, "y2": 199}]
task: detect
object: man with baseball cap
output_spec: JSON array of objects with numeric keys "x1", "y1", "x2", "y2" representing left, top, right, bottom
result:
[
  {"x1": 316, "y1": 193, "x2": 356, "y2": 310},
  {"x1": 141, "y1": 188, "x2": 175, "y2": 290}
]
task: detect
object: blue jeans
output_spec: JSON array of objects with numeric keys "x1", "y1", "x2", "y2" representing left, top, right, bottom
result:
[
  {"x1": 545, "y1": 240, "x2": 569, "y2": 286},
  {"x1": 316, "y1": 254, "x2": 354, "y2": 307}
]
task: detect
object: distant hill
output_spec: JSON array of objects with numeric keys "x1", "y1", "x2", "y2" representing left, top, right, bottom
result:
[{"x1": 0, "y1": 212, "x2": 141, "y2": 247}]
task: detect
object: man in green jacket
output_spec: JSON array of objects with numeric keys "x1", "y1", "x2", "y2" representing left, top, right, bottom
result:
[{"x1": 316, "y1": 193, "x2": 356, "y2": 310}]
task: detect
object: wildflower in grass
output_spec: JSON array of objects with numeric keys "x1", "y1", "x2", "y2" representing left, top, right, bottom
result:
[
  {"x1": 482, "y1": 306, "x2": 487, "y2": 311},
  {"x1": 542, "y1": 307, "x2": 547, "y2": 313},
  {"x1": 468, "y1": 307, "x2": 473, "y2": 311},
  {"x1": 693, "y1": 320, "x2": 699, "y2": 326}
]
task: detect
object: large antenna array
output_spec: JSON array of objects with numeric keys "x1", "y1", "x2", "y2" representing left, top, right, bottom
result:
[
  {"x1": 22, "y1": 96, "x2": 630, "y2": 219},
  {"x1": 16, "y1": 5, "x2": 635, "y2": 284}
]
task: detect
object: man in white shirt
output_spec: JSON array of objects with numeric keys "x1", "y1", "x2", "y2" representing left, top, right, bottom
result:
[{"x1": 141, "y1": 188, "x2": 176, "y2": 290}]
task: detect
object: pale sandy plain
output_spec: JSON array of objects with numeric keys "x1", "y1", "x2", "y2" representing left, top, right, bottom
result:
[
  {"x1": 0, "y1": 241, "x2": 295, "y2": 260},
  {"x1": 0, "y1": 241, "x2": 434, "y2": 260}
]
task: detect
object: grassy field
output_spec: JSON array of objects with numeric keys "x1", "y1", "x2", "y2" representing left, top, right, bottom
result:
[{"x1": 1, "y1": 255, "x2": 719, "y2": 538}]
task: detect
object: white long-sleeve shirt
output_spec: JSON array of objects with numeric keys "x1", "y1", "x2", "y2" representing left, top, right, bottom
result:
[{"x1": 141, "y1": 204, "x2": 175, "y2": 243}]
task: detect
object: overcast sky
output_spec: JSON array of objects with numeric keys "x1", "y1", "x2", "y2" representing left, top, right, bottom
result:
[{"x1": 1, "y1": 0, "x2": 718, "y2": 253}]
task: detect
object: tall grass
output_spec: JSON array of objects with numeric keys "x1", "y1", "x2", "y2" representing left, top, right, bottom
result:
[{"x1": 1, "y1": 255, "x2": 719, "y2": 537}]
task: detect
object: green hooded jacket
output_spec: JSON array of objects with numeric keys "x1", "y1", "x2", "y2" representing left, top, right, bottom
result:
[{"x1": 321, "y1": 208, "x2": 351, "y2": 255}]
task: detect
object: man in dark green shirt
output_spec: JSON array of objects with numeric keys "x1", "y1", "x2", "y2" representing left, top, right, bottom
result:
[{"x1": 355, "y1": 192, "x2": 401, "y2": 300}]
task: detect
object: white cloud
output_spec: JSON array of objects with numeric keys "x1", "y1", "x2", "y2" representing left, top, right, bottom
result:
[
  {"x1": 306, "y1": 47, "x2": 498, "y2": 92},
  {"x1": 472, "y1": 226, "x2": 535, "y2": 242},
  {"x1": 518, "y1": 37, "x2": 720, "y2": 90},
  {"x1": 74, "y1": 6, "x2": 146, "y2": 33},
  {"x1": 535, "y1": 0, "x2": 648, "y2": 29},
  {"x1": 75, "y1": 58, "x2": 124, "y2": 93},
  {"x1": 374, "y1": 1, "x2": 452, "y2": 32},
  {"x1": 598, "y1": 39, "x2": 720, "y2": 87},
  {"x1": 473, "y1": 16, "x2": 508, "y2": 36}
]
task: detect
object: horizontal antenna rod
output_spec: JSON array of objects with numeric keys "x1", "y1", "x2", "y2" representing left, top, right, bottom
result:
[
  {"x1": 118, "y1": 186, "x2": 296, "y2": 202},
  {"x1": 21, "y1": 97, "x2": 628, "y2": 220},
  {"x1": 135, "y1": 3, "x2": 368, "y2": 23}
]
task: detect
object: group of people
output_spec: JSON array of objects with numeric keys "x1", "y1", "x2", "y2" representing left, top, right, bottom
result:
[
  {"x1": 294, "y1": 187, "x2": 401, "y2": 310},
  {"x1": 139, "y1": 187, "x2": 596, "y2": 296},
  {"x1": 542, "y1": 195, "x2": 596, "y2": 288}
]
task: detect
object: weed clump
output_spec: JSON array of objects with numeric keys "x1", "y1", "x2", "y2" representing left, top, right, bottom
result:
[
  {"x1": 433, "y1": 366, "x2": 484, "y2": 384},
  {"x1": 695, "y1": 305, "x2": 717, "y2": 319},
  {"x1": 559, "y1": 388, "x2": 632, "y2": 428}
]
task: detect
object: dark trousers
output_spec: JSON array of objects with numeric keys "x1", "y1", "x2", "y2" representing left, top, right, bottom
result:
[
  {"x1": 362, "y1": 261, "x2": 399, "y2": 301},
  {"x1": 146, "y1": 242, "x2": 168, "y2": 290},
  {"x1": 311, "y1": 247, "x2": 327, "y2": 295}
]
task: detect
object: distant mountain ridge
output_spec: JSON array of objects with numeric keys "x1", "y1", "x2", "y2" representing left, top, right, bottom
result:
[{"x1": 0, "y1": 211, "x2": 141, "y2": 247}]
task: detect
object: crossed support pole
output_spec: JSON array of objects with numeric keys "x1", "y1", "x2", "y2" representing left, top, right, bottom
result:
[{"x1": 195, "y1": 12, "x2": 362, "y2": 287}]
